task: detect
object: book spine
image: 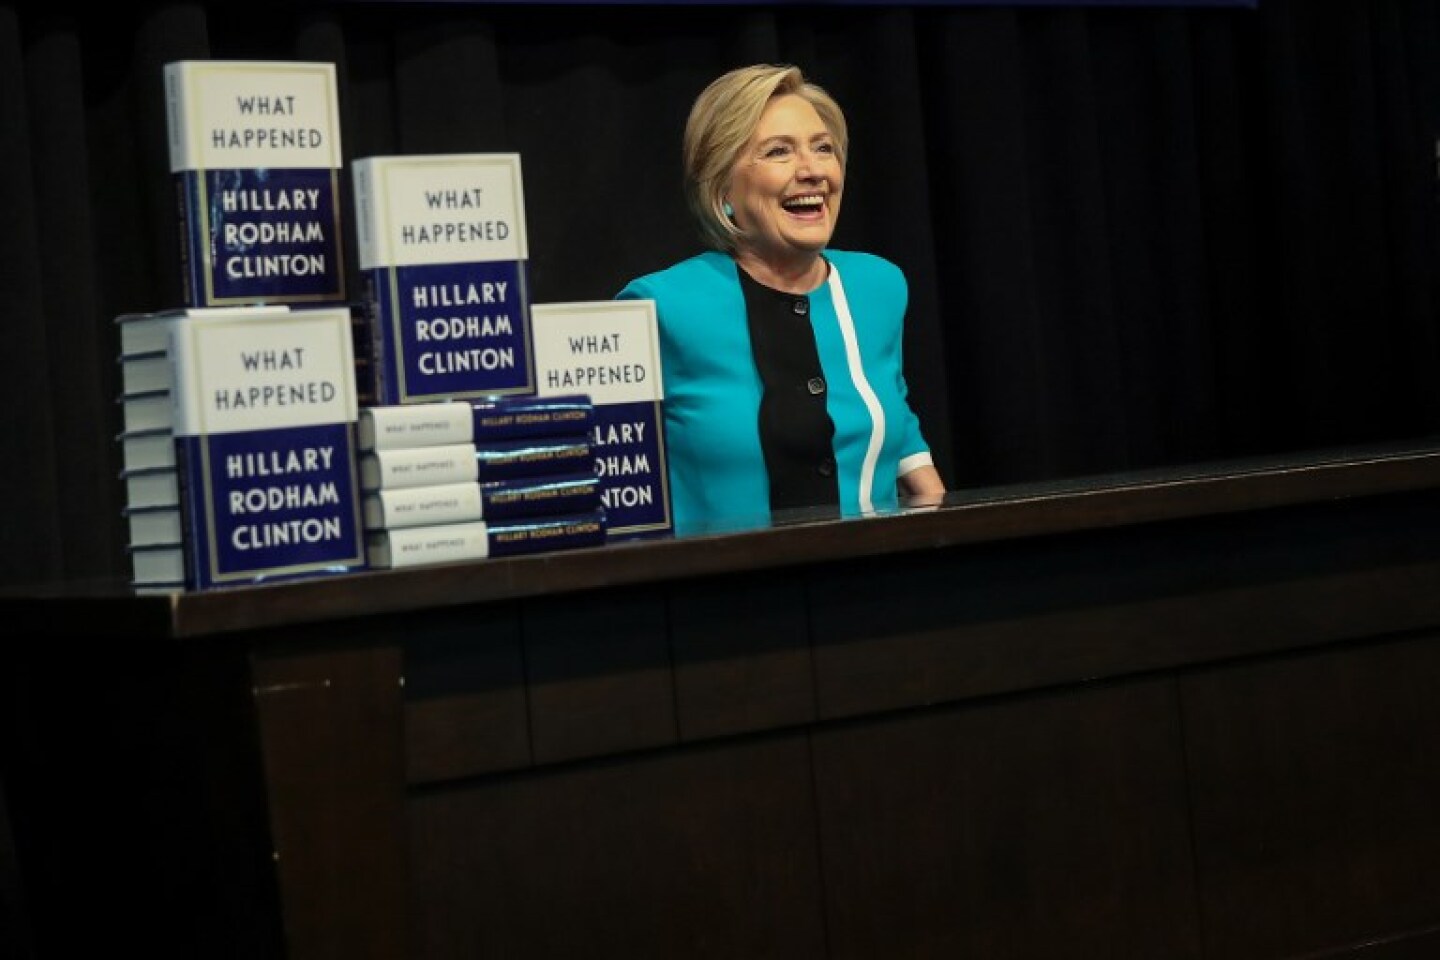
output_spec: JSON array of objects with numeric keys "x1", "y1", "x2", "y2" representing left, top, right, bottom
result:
[
  {"x1": 360, "y1": 443, "x2": 479, "y2": 490},
  {"x1": 363, "y1": 472, "x2": 600, "y2": 529},
  {"x1": 479, "y1": 470, "x2": 600, "y2": 520},
  {"x1": 470, "y1": 393, "x2": 593, "y2": 442},
  {"x1": 175, "y1": 173, "x2": 204, "y2": 309},
  {"x1": 360, "y1": 436, "x2": 594, "y2": 490},
  {"x1": 358, "y1": 400, "x2": 469, "y2": 451},
  {"x1": 486, "y1": 508, "x2": 605, "y2": 557},
  {"x1": 475, "y1": 436, "x2": 593, "y2": 482},
  {"x1": 348, "y1": 302, "x2": 377, "y2": 409},
  {"x1": 367, "y1": 509, "x2": 606, "y2": 568},
  {"x1": 358, "y1": 394, "x2": 594, "y2": 450}
]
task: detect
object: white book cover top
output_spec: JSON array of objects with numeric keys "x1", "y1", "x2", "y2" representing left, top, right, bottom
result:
[
  {"x1": 166, "y1": 60, "x2": 342, "y2": 173},
  {"x1": 353, "y1": 153, "x2": 528, "y2": 269}
]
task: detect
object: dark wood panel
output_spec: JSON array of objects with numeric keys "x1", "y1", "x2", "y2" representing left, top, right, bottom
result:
[
  {"x1": 811, "y1": 678, "x2": 1201, "y2": 959},
  {"x1": 669, "y1": 571, "x2": 816, "y2": 741},
  {"x1": 408, "y1": 733, "x2": 826, "y2": 959},
  {"x1": 6, "y1": 457, "x2": 1440, "y2": 959},
  {"x1": 810, "y1": 541, "x2": 1440, "y2": 721},
  {"x1": 402, "y1": 604, "x2": 530, "y2": 783},
  {"x1": 1183, "y1": 632, "x2": 1440, "y2": 959},
  {"x1": 251, "y1": 632, "x2": 407, "y2": 960},
  {"x1": 523, "y1": 587, "x2": 676, "y2": 765}
]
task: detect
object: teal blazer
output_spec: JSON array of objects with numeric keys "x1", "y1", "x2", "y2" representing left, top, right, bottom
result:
[{"x1": 617, "y1": 249, "x2": 933, "y2": 535}]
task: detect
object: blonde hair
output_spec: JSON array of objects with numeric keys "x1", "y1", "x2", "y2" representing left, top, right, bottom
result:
[{"x1": 682, "y1": 64, "x2": 848, "y2": 253}]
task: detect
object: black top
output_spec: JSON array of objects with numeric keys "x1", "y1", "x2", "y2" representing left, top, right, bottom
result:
[{"x1": 738, "y1": 267, "x2": 841, "y2": 513}]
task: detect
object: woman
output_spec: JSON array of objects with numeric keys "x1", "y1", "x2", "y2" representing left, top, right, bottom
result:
[{"x1": 617, "y1": 63, "x2": 944, "y2": 535}]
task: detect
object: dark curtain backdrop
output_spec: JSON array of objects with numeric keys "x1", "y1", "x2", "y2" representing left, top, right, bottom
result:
[{"x1": 2, "y1": 0, "x2": 1438, "y2": 589}]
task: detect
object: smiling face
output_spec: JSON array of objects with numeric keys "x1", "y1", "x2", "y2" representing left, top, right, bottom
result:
[{"x1": 726, "y1": 93, "x2": 845, "y2": 282}]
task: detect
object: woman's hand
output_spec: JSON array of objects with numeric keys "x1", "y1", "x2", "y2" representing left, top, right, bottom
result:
[{"x1": 898, "y1": 464, "x2": 945, "y2": 507}]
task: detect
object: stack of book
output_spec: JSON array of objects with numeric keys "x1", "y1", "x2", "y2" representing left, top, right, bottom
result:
[
  {"x1": 115, "y1": 59, "x2": 369, "y2": 592},
  {"x1": 118, "y1": 305, "x2": 292, "y2": 590},
  {"x1": 359, "y1": 393, "x2": 608, "y2": 569},
  {"x1": 117, "y1": 305, "x2": 368, "y2": 591},
  {"x1": 350, "y1": 151, "x2": 675, "y2": 544}
]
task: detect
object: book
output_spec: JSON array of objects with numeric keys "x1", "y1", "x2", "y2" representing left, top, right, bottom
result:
[
  {"x1": 117, "y1": 311, "x2": 175, "y2": 356},
  {"x1": 119, "y1": 352, "x2": 171, "y2": 395},
  {"x1": 352, "y1": 153, "x2": 534, "y2": 404},
  {"x1": 357, "y1": 393, "x2": 594, "y2": 451},
  {"x1": 366, "y1": 509, "x2": 607, "y2": 569},
  {"x1": 123, "y1": 467, "x2": 181, "y2": 509},
  {"x1": 127, "y1": 543, "x2": 186, "y2": 589},
  {"x1": 117, "y1": 309, "x2": 295, "y2": 428},
  {"x1": 125, "y1": 505, "x2": 184, "y2": 547},
  {"x1": 120, "y1": 392, "x2": 174, "y2": 434},
  {"x1": 118, "y1": 428, "x2": 177, "y2": 472},
  {"x1": 362, "y1": 472, "x2": 601, "y2": 530},
  {"x1": 164, "y1": 60, "x2": 345, "y2": 307},
  {"x1": 347, "y1": 301, "x2": 377, "y2": 408},
  {"x1": 169, "y1": 305, "x2": 367, "y2": 589},
  {"x1": 530, "y1": 299, "x2": 673, "y2": 541},
  {"x1": 118, "y1": 306, "x2": 293, "y2": 360},
  {"x1": 358, "y1": 436, "x2": 594, "y2": 491}
]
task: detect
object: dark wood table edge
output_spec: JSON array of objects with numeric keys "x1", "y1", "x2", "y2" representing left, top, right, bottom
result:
[{"x1": 7, "y1": 439, "x2": 1440, "y2": 639}]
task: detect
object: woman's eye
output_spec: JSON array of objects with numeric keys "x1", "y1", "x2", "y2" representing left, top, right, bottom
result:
[
  {"x1": 763, "y1": 144, "x2": 792, "y2": 160},
  {"x1": 815, "y1": 142, "x2": 835, "y2": 155}
]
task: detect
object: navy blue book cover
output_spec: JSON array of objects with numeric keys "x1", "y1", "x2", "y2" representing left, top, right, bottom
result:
[
  {"x1": 170, "y1": 307, "x2": 366, "y2": 589},
  {"x1": 176, "y1": 167, "x2": 345, "y2": 305},
  {"x1": 176, "y1": 423, "x2": 365, "y2": 588},
  {"x1": 587, "y1": 399, "x2": 670, "y2": 536},
  {"x1": 362, "y1": 259, "x2": 534, "y2": 403}
]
